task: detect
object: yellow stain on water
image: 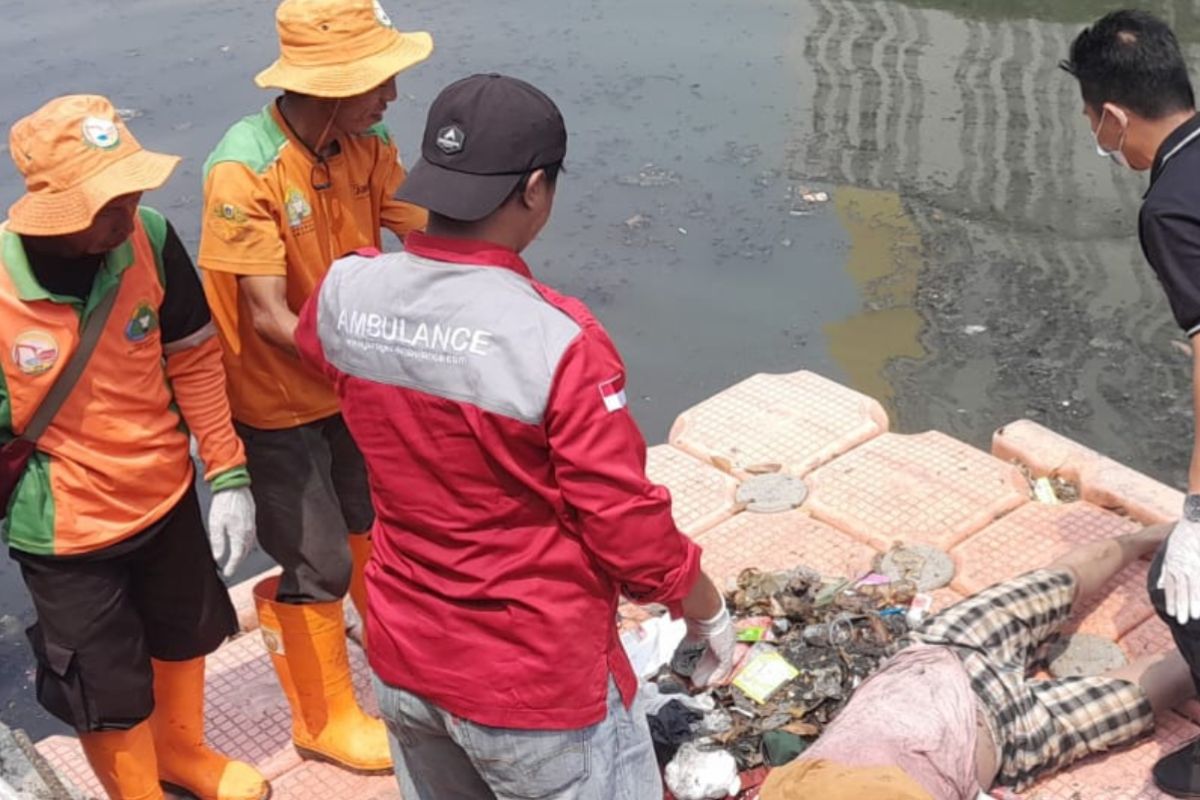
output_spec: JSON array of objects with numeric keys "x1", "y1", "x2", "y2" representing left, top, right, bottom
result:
[{"x1": 824, "y1": 185, "x2": 926, "y2": 410}]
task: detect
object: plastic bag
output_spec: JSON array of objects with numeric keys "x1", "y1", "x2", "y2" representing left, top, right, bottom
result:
[
  {"x1": 621, "y1": 616, "x2": 688, "y2": 679},
  {"x1": 664, "y1": 743, "x2": 741, "y2": 800}
]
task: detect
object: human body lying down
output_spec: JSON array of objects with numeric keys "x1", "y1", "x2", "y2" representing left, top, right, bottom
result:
[{"x1": 760, "y1": 524, "x2": 1194, "y2": 800}]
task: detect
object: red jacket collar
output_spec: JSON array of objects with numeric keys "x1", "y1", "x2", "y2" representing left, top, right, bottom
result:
[{"x1": 405, "y1": 232, "x2": 532, "y2": 279}]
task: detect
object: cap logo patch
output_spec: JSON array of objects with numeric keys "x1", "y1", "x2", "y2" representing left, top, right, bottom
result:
[
  {"x1": 373, "y1": 0, "x2": 393, "y2": 28},
  {"x1": 81, "y1": 116, "x2": 120, "y2": 150},
  {"x1": 436, "y1": 125, "x2": 465, "y2": 154}
]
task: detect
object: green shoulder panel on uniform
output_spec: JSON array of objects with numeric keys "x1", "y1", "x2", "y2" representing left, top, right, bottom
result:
[
  {"x1": 3, "y1": 451, "x2": 57, "y2": 555},
  {"x1": 203, "y1": 106, "x2": 289, "y2": 182},
  {"x1": 0, "y1": 352, "x2": 10, "y2": 441},
  {"x1": 138, "y1": 206, "x2": 168, "y2": 286},
  {"x1": 366, "y1": 123, "x2": 393, "y2": 146}
]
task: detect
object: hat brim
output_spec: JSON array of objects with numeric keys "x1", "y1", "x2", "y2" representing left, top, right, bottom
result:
[
  {"x1": 395, "y1": 158, "x2": 524, "y2": 222},
  {"x1": 255, "y1": 31, "x2": 433, "y2": 98},
  {"x1": 6, "y1": 149, "x2": 180, "y2": 237}
]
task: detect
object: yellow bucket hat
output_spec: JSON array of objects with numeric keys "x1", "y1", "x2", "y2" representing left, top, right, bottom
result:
[
  {"x1": 255, "y1": 0, "x2": 433, "y2": 98},
  {"x1": 6, "y1": 95, "x2": 180, "y2": 237}
]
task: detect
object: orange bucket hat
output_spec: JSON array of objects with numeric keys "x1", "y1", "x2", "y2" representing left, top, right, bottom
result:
[
  {"x1": 255, "y1": 0, "x2": 433, "y2": 98},
  {"x1": 6, "y1": 95, "x2": 180, "y2": 237}
]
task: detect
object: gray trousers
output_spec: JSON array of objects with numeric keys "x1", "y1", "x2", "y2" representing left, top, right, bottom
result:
[
  {"x1": 372, "y1": 673, "x2": 662, "y2": 800},
  {"x1": 235, "y1": 414, "x2": 375, "y2": 604}
]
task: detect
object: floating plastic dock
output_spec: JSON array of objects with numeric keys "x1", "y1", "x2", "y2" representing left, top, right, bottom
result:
[{"x1": 37, "y1": 371, "x2": 1191, "y2": 799}]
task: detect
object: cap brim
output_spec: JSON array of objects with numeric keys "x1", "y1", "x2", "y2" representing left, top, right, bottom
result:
[
  {"x1": 395, "y1": 158, "x2": 523, "y2": 222},
  {"x1": 7, "y1": 149, "x2": 180, "y2": 237},
  {"x1": 255, "y1": 31, "x2": 433, "y2": 98}
]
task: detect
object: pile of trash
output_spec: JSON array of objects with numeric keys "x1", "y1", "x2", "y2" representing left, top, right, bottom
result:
[{"x1": 622, "y1": 565, "x2": 933, "y2": 800}]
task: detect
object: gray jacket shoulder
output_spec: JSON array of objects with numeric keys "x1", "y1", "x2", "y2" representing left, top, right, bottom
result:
[{"x1": 318, "y1": 253, "x2": 581, "y2": 424}]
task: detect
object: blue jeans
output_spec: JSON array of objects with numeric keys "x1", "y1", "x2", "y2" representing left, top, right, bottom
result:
[{"x1": 371, "y1": 673, "x2": 662, "y2": 800}]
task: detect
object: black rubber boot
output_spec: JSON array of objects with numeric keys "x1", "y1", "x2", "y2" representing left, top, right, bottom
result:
[{"x1": 1154, "y1": 737, "x2": 1200, "y2": 798}]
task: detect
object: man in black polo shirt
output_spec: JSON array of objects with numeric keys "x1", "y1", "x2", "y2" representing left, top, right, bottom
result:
[{"x1": 1064, "y1": 10, "x2": 1200, "y2": 796}]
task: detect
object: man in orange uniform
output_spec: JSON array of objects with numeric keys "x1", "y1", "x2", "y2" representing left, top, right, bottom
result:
[
  {"x1": 197, "y1": 0, "x2": 431, "y2": 774},
  {"x1": 2, "y1": 96, "x2": 265, "y2": 799}
]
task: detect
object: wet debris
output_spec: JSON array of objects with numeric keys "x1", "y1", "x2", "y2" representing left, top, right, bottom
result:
[
  {"x1": 624, "y1": 213, "x2": 650, "y2": 231},
  {"x1": 636, "y1": 565, "x2": 926, "y2": 789},
  {"x1": 876, "y1": 543, "x2": 956, "y2": 592},
  {"x1": 617, "y1": 163, "x2": 681, "y2": 188},
  {"x1": 786, "y1": 184, "x2": 830, "y2": 216},
  {"x1": 1014, "y1": 463, "x2": 1081, "y2": 504},
  {"x1": 734, "y1": 473, "x2": 808, "y2": 514},
  {"x1": 1032, "y1": 476, "x2": 1060, "y2": 505}
]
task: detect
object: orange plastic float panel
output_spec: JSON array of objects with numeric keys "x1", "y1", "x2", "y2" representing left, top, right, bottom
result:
[
  {"x1": 928, "y1": 587, "x2": 965, "y2": 616},
  {"x1": 668, "y1": 371, "x2": 888, "y2": 479},
  {"x1": 993, "y1": 419, "x2": 1182, "y2": 525},
  {"x1": 1120, "y1": 615, "x2": 1174, "y2": 662},
  {"x1": 694, "y1": 509, "x2": 879, "y2": 588},
  {"x1": 1022, "y1": 709, "x2": 1199, "y2": 800},
  {"x1": 804, "y1": 430, "x2": 1030, "y2": 552},
  {"x1": 35, "y1": 376, "x2": 1200, "y2": 799},
  {"x1": 267, "y1": 762, "x2": 399, "y2": 800},
  {"x1": 951, "y1": 503, "x2": 1152, "y2": 640},
  {"x1": 36, "y1": 736, "x2": 117, "y2": 799},
  {"x1": 645, "y1": 444, "x2": 741, "y2": 536}
]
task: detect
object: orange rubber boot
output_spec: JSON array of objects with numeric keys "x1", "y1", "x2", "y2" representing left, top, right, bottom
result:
[
  {"x1": 149, "y1": 658, "x2": 270, "y2": 800},
  {"x1": 78, "y1": 723, "x2": 165, "y2": 800},
  {"x1": 347, "y1": 532, "x2": 372, "y2": 648},
  {"x1": 253, "y1": 576, "x2": 391, "y2": 773}
]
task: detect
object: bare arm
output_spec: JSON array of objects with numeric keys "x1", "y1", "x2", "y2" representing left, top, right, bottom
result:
[
  {"x1": 239, "y1": 275, "x2": 299, "y2": 357},
  {"x1": 680, "y1": 571, "x2": 724, "y2": 621}
]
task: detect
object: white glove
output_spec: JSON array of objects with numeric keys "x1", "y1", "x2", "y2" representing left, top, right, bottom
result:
[
  {"x1": 1158, "y1": 517, "x2": 1200, "y2": 625},
  {"x1": 207, "y1": 487, "x2": 256, "y2": 579},
  {"x1": 685, "y1": 604, "x2": 736, "y2": 687}
]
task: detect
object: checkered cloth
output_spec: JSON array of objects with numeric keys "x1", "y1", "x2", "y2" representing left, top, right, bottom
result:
[{"x1": 908, "y1": 569, "x2": 1155, "y2": 791}]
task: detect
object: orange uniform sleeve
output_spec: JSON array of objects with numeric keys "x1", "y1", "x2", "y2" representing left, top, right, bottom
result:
[
  {"x1": 378, "y1": 143, "x2": 428, "y2": 239},
  {"x1": 165, "y1": 330, "x2": 248, "y2": 487},
  {"x1": 199, "y1": 160, "x2": 288, "y2": 277}
]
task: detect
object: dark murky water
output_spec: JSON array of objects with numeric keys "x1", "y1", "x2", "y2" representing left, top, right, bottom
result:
[{"x1": 1, "y1": 0, "x2": 1198, "y2": 735}]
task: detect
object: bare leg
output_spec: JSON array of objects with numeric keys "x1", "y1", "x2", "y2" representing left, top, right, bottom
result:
[
  {"x1": 1049, "y1": 524, "x2": 1172, "y2": 604},
  {"x1": 980, "y1": 652, "x2": 1197, "y2": 791},
  {"x1": 1106, "y1": 650, "x2": 1196, "y2": 716}
]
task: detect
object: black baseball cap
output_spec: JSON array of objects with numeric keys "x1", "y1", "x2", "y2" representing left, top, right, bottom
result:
[{"x1": 395, "y1": 74, "x2": 567, "y2": 222}]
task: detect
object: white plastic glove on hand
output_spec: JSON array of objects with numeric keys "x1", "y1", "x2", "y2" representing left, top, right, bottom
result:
[
  {"x1": 1158, "y1": 517, "x2": 1200, "y2": 625},
  {"x1": 686, "y1": 604, "x2": 737, "y2": 687},
  {"x1": 207, "y1": 486, "x2": 256, "y2": 579}
]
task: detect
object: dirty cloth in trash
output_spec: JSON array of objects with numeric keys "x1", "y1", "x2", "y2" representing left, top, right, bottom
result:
[
  {"x1": 796, "y1": 644, "x2": 982, "y2": 799},
  {"x1": 649, "y1": 700, "x2": 704, "y2": 765}
]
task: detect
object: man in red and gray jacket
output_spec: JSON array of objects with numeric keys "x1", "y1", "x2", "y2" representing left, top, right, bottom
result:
[{"x1": 294, "y1": 73, "x2": 735, "y2": 798}]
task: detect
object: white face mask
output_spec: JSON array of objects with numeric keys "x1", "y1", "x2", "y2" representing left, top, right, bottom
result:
[{"x1": 1094, "y1": 107, "x2": 1130, "y2": 168}]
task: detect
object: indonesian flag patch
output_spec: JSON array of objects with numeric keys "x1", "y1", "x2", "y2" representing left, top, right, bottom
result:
[{"x1": 598, "y1": 374, "x2": 628, "y2": 413}]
